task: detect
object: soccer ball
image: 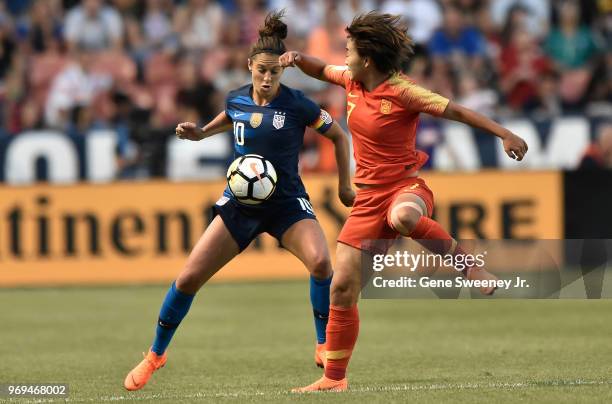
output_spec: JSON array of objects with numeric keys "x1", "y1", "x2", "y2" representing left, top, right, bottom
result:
[{"x1": 226, "y1": 154, "x2": 277, "y2": 205}]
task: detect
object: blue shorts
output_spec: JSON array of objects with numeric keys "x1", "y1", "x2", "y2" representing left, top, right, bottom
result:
[{"x1": 213, "y1": 195, "x2": 317, "y2": 252}]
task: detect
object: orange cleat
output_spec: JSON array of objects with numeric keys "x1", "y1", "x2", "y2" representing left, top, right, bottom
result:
[
  {"x1": 315, "y1": 343, "x2": 326, "y2": 368},
  {"x1": 467, "y1": 267, "x2": 498, "y2": 295},
  {"x1": 292, "y1": 375, "x2": 348, "y2": 393},
  {"x1": 124, "y1": 349, "x2": 167, "y2": 391}
]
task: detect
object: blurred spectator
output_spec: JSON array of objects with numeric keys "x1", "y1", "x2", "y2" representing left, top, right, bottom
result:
[
  {"x1": 108, "y1": 91, "x2": 145, "y2": 179},
  {"x1": 579, "y1": 122, "x2": 612, "y2": 169},
  {"x1": 112, "y1": 0, "x2": 141, "y2": 16},
  {"x1": 500, "y1": 3, "x2": 530, "y2": 46},
  {"x1": 452, "y1": 0, "x2": 486, "y2": 25},
  {"x1": 124, "y1": 0, "x2": 178, "y2": 73},
  {"x1": 64, "y1": 0, "x2": 124, "y2": 52},
  {"x1": 428, "y1": 58, "x2": 455, "y2": 99},
  {"x1": 382, "y1": 0, "x2": 443, "y2": 45},
  {"x1": 405, "y1": 45, "x2": 431, "y2": 81},
  {"x1": 337, "y1": 0, "x2": 376, "y2": 26},
  {"x1": 306, "y1": 5, "x2": 346, "y2": 66},
  {"x1": 3, "y1": 53, "x2": 28, "y2": 134},
  {"x1": 428, "y1": 5, "x2": 486, "y2": 69},
  {"x1": 524, "y1": 70, "x2": 563, "y2": 120},
  {"x1": 175, "y1": 56, "x2": 218, "y2": 123},
  {"x1": 142, "y1": 0, "x2": 176, "y2": 50},
  {"x1": 44, "y1": 51, "x2": 113, "y2": 129},
  {"x1": 500, "y1": 29, "x2": 552, "y2": 112},
  {"x1": 490, "y1": 0, "x2": 550, "y2": 39},
  {"x1": 214, "y1": 49, "x2": 250, "y2": 95},
  {"x1": 589, "y1": 51, "x2": 612, "y2": 108},
  {"x1": 17, "y1": 0, "x2": 63, "y2": 54},
  {"x1": 545, "y1": 1, "x2": 601, "y2": 70},
  {"x1": 0, "y1": 15, "x2": 16, "y2": 82},
  {"x1": 474, "y1": 3, "x2": 502, "y2": 63},
  {"x1": 173, "y1": 0, "x2": 224, "y2": 52},
  {"x1": 456, "y1": 71, "x2": 497, "y2": 117},
  {"x1": 66, "y1": 103, "x2": 97, "y2": 136},
  {"x1": 598, "y1": 0, "x2": 612, "y2": 48},
  {"x1": 545, "y1": 0, "x2": 602, "y2": 107},
  {"x1": 17, "y1": 98, "x2": 43, "y2": 132},
  {"x1": 5, "y1": 0, "x2": 34, "y2": 17},
  {"x1": 270, "y1": 0, "x2": 325, "y2": 38},
  {"x1": 227, "y1": 0, "x2": 266, "y2": 47}
]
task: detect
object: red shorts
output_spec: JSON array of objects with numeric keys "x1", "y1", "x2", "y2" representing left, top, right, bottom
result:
[{"x1": 337, "y1": 176, "x2": 434, "y2": 254}]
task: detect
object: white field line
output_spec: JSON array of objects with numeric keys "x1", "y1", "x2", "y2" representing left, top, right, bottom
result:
[{"x1": 11, "y1": 379, "x2": 612, "y2": 403}]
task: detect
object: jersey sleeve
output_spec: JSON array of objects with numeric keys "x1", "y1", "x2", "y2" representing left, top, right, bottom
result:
[
  {"x1": 308, "y1": 109, "x2": 334, "y2": 134},
  {"x1": 322, "y1": 65, "x2": 351, "y2": 88},
  {"x1": 224, "y1": 95, "x2": 233, "y2": 120},
  {"x1": 393, "y1": 77, "x2": 450, "y2": 117},
  {"x1": 296, "y1": 92, "x2": 333, "y2": 133}
]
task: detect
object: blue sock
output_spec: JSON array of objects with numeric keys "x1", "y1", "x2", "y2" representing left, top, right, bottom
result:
[
  {"x1": 310, "y1": 275, "x2": 332, "y2": 344},
  {"x1": 151, "y1": 281, "x2": 195, "y2": 355}
]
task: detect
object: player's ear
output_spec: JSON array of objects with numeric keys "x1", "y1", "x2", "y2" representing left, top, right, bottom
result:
[{"x1": 247, "y1": 58, "x2": 253, "y2": 72}]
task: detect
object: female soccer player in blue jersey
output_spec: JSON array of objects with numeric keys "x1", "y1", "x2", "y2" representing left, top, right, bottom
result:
[{"x1": 123, "y1": 11, "x2": 354, "y2": 391}]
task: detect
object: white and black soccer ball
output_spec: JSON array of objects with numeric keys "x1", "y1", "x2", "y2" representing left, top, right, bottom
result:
[{"x1": 226, "y1": 154, "x2": 277, "y2": 205}]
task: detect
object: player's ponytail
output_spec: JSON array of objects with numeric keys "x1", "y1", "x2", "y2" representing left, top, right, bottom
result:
[{"x1": 249, "y1": 10, "x2": 287, "y2": 58}]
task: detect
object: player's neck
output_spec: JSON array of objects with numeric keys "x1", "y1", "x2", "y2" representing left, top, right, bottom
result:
[
  {"x1": 252, "y1": 87, "x2": 281, "y2": 106},
  {"x1": 360, "y1": 69, "x2": 391, "y2": 92}
]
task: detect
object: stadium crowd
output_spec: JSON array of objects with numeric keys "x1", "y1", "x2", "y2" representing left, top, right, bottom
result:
[{"x1": 0, "y1": 0, "x2": 610, "y2": 176}]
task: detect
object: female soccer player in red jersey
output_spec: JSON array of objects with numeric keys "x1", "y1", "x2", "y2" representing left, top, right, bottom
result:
[{"x1": 279, "y1": 11, "x2": 528, "y2": 392}]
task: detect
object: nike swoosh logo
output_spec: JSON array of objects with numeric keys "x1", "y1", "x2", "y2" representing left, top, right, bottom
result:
[
  {"x1": 348, "y1": 92, "x2": 359, "y2": 98},
  {"x1": 234, "y1": 112, "x2": 245, "y2": 117},
  {"x1": 131, "y1": 374, "x2": 141, "y2": 387}
]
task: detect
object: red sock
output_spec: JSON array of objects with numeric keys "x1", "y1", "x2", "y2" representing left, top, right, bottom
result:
[
  {"x1": 409, "y1": 216, "x2": 471, "y2": 275},
  {"x1": 324, "y1": 305, "x2": 359, "y2": 381},
  {"x1": 409, "y1": 216, "x2": 456, "y2": 252}
]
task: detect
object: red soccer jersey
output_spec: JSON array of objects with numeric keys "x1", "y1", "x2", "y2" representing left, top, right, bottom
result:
[{"x1": 323, "y1": 65, "x2": 450, "y2": 184}]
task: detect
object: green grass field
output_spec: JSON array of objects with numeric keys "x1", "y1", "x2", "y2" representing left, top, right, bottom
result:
[{"x1": 2, "y1": 281, "x2": 612, "y2": 403}]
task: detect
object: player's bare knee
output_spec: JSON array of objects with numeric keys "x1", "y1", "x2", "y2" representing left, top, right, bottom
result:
[
  {"x1": 331, "y1": 288, "x2": 358, "y2": 306},
  {"x1": 309, "y1": 253, "x2": 332, "y2": 279},
  {"x1": 331, "y1": 280, "x2": 359, "y2": 306},
  {"x1": 391, "y1": 206, "x2": 421, "y2": 235},
  {"x1": 176, "y1": 269, "x2": 201, "y2": 294}
]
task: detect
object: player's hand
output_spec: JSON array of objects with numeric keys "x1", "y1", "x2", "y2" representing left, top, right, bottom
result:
[
  {"x1": 338, "y1": 186, "x2": 356, "y2": 207},
  {"x1": 279, "y1": 51, "x2": 301, "y2": 67},
  {"x1": 503, "y1": 132, "x2": 528, "y2": 161},
  {"x1": 175, "y1": 122, "x2": 203, "y2": 141}
]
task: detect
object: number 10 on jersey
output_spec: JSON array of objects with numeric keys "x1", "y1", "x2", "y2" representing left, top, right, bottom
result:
[{"x1": 233, "y1": 122, "x2": 245, "y2": 145}]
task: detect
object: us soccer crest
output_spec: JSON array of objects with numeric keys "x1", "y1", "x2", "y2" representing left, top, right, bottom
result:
[
  {"x1": 380, "y1": 99, "x2": 392, "y2": 114},
  {"x1": 272, "y1": 112, "x2": 286, "y2": 129},
  {"x1": 250, "y1": 113, "x2": 263, "y2": 128}
]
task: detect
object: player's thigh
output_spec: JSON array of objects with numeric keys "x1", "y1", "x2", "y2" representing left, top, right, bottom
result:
[
  {"x1": 330, "y1": 242, "x2": 363, "y2": 307},
  {"x1": 281, "y1": 218, "x2": 332, "y2": 279},
  {"x1": 176, "y1": 215, "x2": 240, "y2": 294}
]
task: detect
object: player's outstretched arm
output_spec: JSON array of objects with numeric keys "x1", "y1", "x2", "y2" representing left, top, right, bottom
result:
[
  {"x1": 442, "y1": 102, "x2": 528, "y2": 161},
  {"x1": 279, "y1": 51, "x2": 328, "y2": 82},
  {"x1": 319, "y1": 121, "x2": 355, "y2": 207},
  {"x1": 175, "y1": 111, "x2": 232, "y2": 141}
]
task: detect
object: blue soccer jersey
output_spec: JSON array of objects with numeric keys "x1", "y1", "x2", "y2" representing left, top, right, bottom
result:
[{"x1": 223, "y1": 84, "x2": 333, "y2": 203}]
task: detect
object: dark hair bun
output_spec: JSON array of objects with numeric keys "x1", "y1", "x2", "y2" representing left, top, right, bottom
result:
[{"x1": 259, "y1": 10, "x2": 287, "y2": 40}]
